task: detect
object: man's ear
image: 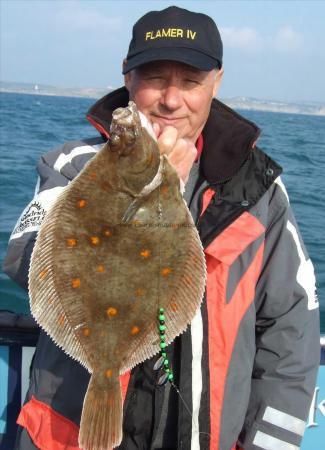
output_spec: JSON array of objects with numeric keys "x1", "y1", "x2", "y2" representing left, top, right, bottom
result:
[
  {"x1": 123, "y1": 59, "x2": 131, "y2": 92},
  {"x1": 213, "y1": 68, "x2": 224, "y2": 97}
]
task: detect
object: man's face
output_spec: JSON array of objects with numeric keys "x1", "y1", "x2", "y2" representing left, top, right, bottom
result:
[{"x1": 124, "y1": 60, "x2": 223, "y2": 143}]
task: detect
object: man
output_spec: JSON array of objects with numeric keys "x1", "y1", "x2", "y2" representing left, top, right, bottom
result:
[{"x1": 3, "y1": 6, "x2": 320, "y2": 450}]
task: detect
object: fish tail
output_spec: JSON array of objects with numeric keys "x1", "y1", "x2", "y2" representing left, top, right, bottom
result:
[{"x1": 79, "y1": 371, "x2": 122, "y2": 450}]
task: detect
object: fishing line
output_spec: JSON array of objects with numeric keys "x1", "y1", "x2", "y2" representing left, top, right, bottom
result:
[{"x1": 170, "y1": 381, "x2": 211, "y2": 440}]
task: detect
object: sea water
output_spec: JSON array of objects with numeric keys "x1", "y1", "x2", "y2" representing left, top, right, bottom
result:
[{"x1": 0, "y1": 92, "x2": 324, "y2": 330}]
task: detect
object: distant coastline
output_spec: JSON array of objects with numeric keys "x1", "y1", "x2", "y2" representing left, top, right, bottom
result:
[{"x1": 1, "y1": 81, "x2": 325, "y2": 117}]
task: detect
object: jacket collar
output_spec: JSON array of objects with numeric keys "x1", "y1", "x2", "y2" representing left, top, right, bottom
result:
[{"x1": 87, "y1": 87, "x2": 261, "y2": 185}]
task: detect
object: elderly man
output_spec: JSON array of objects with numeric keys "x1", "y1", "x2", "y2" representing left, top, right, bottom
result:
[{"x1": 4, "y1": 6, "x2": 319, "y2": 450}]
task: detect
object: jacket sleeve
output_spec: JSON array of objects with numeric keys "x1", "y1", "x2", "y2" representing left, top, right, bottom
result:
[
  {"x1": 238, "y1": 178, "x2": 320, "y2": 450},
  {"x1": 3, "y1": 150, "x2": 69, "y2": 291}
]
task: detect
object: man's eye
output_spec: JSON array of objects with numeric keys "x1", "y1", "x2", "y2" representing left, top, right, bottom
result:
[
  {"x1": 185, "y1": 79, "x2": 199, "y2": 85},
  {"x1": 146, "y1": 76, "x2": 163, "y2": 80}
]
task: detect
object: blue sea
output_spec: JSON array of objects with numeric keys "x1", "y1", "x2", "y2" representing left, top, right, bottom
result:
[{"x1": 0, "y1": 92, "x2": 324, "y2": 330}]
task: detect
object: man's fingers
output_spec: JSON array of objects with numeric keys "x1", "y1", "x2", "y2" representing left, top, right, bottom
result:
[
  {"x1": 155, "y1": 126, "x2": 197, "y2": 183},
  {"x1": 170, "y1": 139, "x2": 197, "y2": 163},
  {"x1": 157, "y1": 126, "x2": 178, "y2": 155},
  {"x1": 167, "y1": 140, "x2": 197, "y2": 183},
  {"x1": 152, "y1": 122, "x2": 161, "y2": 138}
]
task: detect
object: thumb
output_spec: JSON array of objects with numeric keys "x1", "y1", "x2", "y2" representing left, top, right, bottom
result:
[{"x1": 152, "y1": 122, "x2": 161, "y2": 138}]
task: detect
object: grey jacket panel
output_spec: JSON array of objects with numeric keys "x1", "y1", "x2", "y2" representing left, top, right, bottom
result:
[{"x1": 238, "y1": 180, "x2": 320, "y2": 449}]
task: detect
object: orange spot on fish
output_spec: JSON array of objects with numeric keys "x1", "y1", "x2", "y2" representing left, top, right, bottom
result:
[
  {"x1": 170, "y1": 302, "x2": 178, "y2": 312},
  {"x1": 161, "y1": 267, "x2": 172, "y2": 277},
  {"x1": 161, "y1": 185, "x2": 169, "y2": 195},
  {"x1": 105, "y1": 369, "x2": 113, "y2": 378},
  {"x1": 103, "y1": 228, "x2": 112, "y2": 237},
  {"x1": 97, "y1": 265, "x2": 105, "y2": 273},
  {"x1": 82, "y1": 327, "x2": 90, "y2": 337},
  {"x1": 90, "y1": 236, "x2": 100, "y2": 245},
  {"x1": 77, "y1": 199, "x2": 86, "y2": 208},
  {"x1": 39, "y1": 269, "x2": 48, "y2": 280},
  {"x1": 135, "y1": 288, "x2": 145, "y2": 297},
  {"x1": 66, "y1": 238, "x2": 77, "y2": 248},
  {"x1": 71, "y1": 278, "x2": 81, "y2": 288},
  {"x1": 131, "y1": 326, "x2": 140, "y2": 335},
  {"x1": 140, "y1": 249, "x2": 151, "y2": 258},
  {"x1": 89, "y1": 172, "x2": 97, "y2": 180},
  {"x1": 58, "y1": 315, "x2": 65, "y2": 326},
  {"x1": 106, "y1": 307, "x2": 117, "y2": 318}
]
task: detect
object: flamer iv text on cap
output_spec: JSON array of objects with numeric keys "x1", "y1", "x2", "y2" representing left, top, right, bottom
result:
[{"x1": 123, "y1": 6, "x2": 223, "y2": 74}]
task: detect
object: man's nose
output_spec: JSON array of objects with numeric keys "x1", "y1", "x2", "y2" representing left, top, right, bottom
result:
[{"x1": 160, "y1": 85, "x2": 183, "y2": 111}]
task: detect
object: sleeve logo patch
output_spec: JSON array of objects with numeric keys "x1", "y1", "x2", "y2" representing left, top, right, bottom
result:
[
  {"x1": 12, "y1": 201, "x2": 46, "y2": 237},
  {"x1": 10, "y1": 185, "x2": 65, "y2": 241},
  {"x1": 287, "y1": 220, "x2": 319, "y2": 310}
]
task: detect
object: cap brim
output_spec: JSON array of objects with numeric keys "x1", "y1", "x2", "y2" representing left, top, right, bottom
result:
[{"x1": 123, "y1": 47, "x2": 220, "y2": 74}]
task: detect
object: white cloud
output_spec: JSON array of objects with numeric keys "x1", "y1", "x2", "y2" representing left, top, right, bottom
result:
[
  {"x1": 54, "y1": 2, "x2": 122, "y2": 32},
  {"x1": 220, "y1": 26, "x2": 262, "y2": 51},
  {"x1": 220, "y1": 25, "x2": 303, "y2": 53},
  {"x1": 272, "y1": 26, "x2": 303, "y2": 52}
]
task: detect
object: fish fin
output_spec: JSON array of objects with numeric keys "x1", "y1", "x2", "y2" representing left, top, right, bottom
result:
[
  {"x1": 162, "y1": 232, "x2": 207, "y2": 342},
  {"x1": 122, "y1": 156, "x2": 165, "y2": 223},
  {"x1": 122, "y1": 198, "x2": 142, "y2": 223},
  {"x1": 29, "y1": 189, "x2": 90, "y2": 369},
  {"x1": 79, "y1": 372, "x2": 122, "y2": 450}
]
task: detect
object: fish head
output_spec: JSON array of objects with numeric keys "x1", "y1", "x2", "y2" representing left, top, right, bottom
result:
[
  {"x1": 108, "y1": 101, "x2": 160, "y2": 193},
  {"x1": 109, "y1": 102, "x2": 142, "y2": 156}
]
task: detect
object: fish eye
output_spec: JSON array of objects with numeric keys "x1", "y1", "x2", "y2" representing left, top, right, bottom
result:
[{"x1": 124, "y1": 130, "x2": 136, "y2": 146}]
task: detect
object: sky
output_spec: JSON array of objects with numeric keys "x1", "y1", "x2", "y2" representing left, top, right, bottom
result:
[{"x1": 1, "y1": 0, "x2": 325, "y2": 103}]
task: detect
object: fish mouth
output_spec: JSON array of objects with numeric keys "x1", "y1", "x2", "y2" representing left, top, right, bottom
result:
[
  {"x1": 111, "y1": 102, "x2": 156, "y2": 141},
  {"x1": 112, "y1": 101, "x2": 139, "y2": 128}
]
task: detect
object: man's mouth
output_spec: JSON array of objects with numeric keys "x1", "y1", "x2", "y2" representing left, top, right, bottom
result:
[{"x1": 151, "y1": 114, "x2": 186, "y2": 124}]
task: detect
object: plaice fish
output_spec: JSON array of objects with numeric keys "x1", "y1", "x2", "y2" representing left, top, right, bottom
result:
[{"x1": 28, "y1": 102, "x2": 206, "y2": 450}]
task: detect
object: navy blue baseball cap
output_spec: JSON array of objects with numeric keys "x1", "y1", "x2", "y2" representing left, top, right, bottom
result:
[{"x1": 123, "y1": 6, "x2": 223, "y2": 74}]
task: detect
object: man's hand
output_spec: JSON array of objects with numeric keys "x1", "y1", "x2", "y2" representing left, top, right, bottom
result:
[{"x1": 153, "y1": 124, "x2": 197, "y2": 184}]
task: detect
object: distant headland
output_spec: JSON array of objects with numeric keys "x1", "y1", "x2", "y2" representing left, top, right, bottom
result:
[{"x1": 1, "y1": 81, "x2": 324, "y2": 117}]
